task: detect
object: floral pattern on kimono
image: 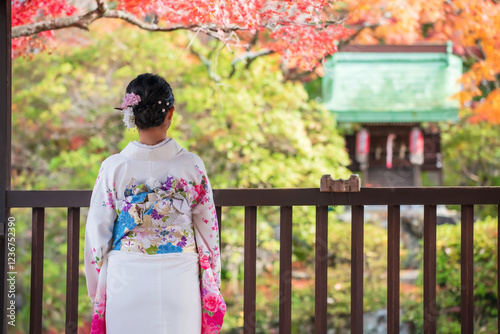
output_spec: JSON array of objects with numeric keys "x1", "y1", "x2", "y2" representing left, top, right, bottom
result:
[
  {"x1": 84, "y1": 158, "x2": 116, "y2": 334},
  {"x1": 90, "y1": 261, "x2": 107, "y2": 334},
  {"x1": 112, "y1": 177, "x2": 194, "y2": 254},
  {"x1": 85, "y1": 153, "x2": 225, "y2": 334},
  {"x1": 192, "y1": 169, "x2": 226, "y2": 333}
]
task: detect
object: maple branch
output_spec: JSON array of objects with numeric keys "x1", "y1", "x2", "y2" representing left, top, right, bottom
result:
[
  {"x1": 12, "y1": 1, "x2": 347, "y2": 40},
  {"x1": 95, "y1": 0, "x2": 108, "y2": 13},
  {"x1": 189, "y1": 47, "x2": 221, "y2": 83},
  {"x1": 282, "y1": 66, "x2": 318, "y2": 82},
  {"x1": 12, "y1": 8, "x2": 245, "y2": 39},
  {"x1": 461, "y1": 166, "x2": 480, "y2": 183},
  {"x1": 338, "y1": 23, "x2": 379, "y2": 50},
  {"x1": 246, "y1": 33, "x2": 259, "y2": 52},
  {"x1": 12, "y1": 9, "x2": 102, "y2": 37},
  {"x1": 103, "y1": 10, "x2": 203, "y2": 32},
  {"x1": 228, "y1": 49, "x2": 275, "y2": 78}
]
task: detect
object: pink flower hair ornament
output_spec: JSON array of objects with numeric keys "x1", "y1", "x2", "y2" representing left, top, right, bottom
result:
[{"x1": 115, "y1": 92, "x2": 141, "y2": 129}]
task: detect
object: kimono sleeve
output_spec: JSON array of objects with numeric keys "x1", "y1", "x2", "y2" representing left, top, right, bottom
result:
[
  {"x1": 84, "y1": 160, "x2": 117, "y2": 303},
  {"x1": 192, "y1": 163, "x2": 221, "y2": 288}
]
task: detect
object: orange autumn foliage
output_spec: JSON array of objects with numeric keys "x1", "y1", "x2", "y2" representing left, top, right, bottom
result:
[
  {"x1": 338, "y1": 0, "x2": 500, "y2": 123},
  {"x1": 12, "y1": 0, "x2": 350, "y2": 71},
  {"x1": 11, "y1": 1, "x2": 500, "y2": 122}
]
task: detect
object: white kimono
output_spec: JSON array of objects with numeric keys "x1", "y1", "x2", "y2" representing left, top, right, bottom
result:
[{"x1": 84, "y1": 138, "x2": 225, "y2": 334}]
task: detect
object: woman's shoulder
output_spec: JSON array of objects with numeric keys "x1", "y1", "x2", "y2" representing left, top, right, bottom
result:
[
  {"x1": 177, "y1": 148, "x2": 204, "y2": 166},
  {"x1": 100, "y1": 153, "x2": 128, "y2": 170},
  {"x1": 182, "y1": 154, "x2": 210, "y2": 177}
]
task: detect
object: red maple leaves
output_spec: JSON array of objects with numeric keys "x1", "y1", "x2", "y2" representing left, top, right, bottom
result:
[
  {"x1": 12, "y1": 0, "x2": 76, "y2": 55},
  {"x1": 11, "y1": 0, "x2": 349, "y2": 70}
]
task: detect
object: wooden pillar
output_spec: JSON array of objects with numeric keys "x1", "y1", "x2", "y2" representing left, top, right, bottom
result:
[
  {"x1": 413, "y1": 165, "x2": 422, "y2": 187},
  {"x1": 0, "y1": 0, "x2": 12, "y2": 332},
  {"x1": 360, "y1": 164, "x2": 369, "y2": 187}
]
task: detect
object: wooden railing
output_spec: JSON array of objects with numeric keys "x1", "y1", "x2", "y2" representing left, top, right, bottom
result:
[{"x1": 5, "y1": 187, "x2": 500, "y2": 333}]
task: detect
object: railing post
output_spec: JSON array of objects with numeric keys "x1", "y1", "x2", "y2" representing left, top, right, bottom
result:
[
  {"x1": 387, "y1": 205, "x2": 400, "y2": 334},
  {"x1": 30, "y1": 208, "x2": 45, "y2": 334},
  {"x1": 66, "y1": 207, "x2": 80, "y2": 334},
  {"x1": 423, "y1": 205, "x2": 437, "y2": 334},
  {"x1": 279, "y1": 206, "x2": 292, "y2": 333},
  {"x1": 243, "y1": 206, "x2": 257, "y2": 334},
  {"x1": 0, "y1": 0, "x2": 12, "y2": 333},
  {"x1": 461, "y1": 205, "x2": 474, "y2": 334},
  {"x1": 351, "y1": 205, "x2": 364, "y2": 334},
  {"x1": 315, "y1": 205, "x2": 328, "y2": 333}
]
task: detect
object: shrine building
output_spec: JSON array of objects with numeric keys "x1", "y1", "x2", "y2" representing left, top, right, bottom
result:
[{"x1": 322, "y1": 43, "x2": 463, "y2": 187}]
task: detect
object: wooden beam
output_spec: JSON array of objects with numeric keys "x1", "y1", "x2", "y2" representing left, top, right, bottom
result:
[
  {"x1": 0, "y1": 0, "x2": 12, "y2": 332},
  {"x1": 7, "y1": 187, "x2": 500, "y2": 208},
  {"x1": 340, "y1": 45, "x2": 449, "y2": 53}
]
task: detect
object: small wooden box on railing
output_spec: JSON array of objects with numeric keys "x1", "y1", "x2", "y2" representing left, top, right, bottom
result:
[{"x1": 320, "y1": 174, "x2": 361, "y2": 192}]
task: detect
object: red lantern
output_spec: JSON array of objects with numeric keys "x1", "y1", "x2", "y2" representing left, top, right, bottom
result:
[
  {"x1": 386, "y1": 133, "x2": 396, "y2": 169},
  {"x1": 409, "y1": 127, "x2": 424, "y2": 165},
  {"x1": 355, "y1": 128, "x2": 370, "y2": 165}
]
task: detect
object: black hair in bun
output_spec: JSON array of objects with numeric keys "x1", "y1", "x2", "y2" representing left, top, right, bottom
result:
[{"x1": 125, "y1": 73, "x2": 175, "y2": 130}]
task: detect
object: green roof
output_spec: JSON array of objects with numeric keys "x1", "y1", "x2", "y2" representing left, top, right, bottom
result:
[{"x1": 322, "y1": 47, "x2": 463, "y2": 123}]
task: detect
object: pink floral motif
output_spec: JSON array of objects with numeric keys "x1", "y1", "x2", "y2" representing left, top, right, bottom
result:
[
  {"x1": 203, "y1": 293, "x2": 221, "y2": 313},
  {"x1": 203, "y1": 310, "x2": 224, "y2": 333},
  {"x1": 91, "y1": 313, "x2": 105, "y2": 334},
  {"x1": 200, "y1": 254, "x2": 211, "y2": 270},
  {"x1": 202, "y1": 270, "x2": 214, "y2": 287},
  {"x1": 194, "y1": 184, "x2": 206, "y2": 203},
  {"x1": 220, "y1": 301, "x2": 227, "y2": 313},
  {"x1": 199, "y1": 253, "x2": 225, "y2": 334},
  {"x1": 206, "y1": 310, "x2": 225, "y2": 327},
  {"x1": 175, "y1": 179, "x2": 188, "y2": 190},
  {"x1": 120, "y1": 92, "x2": 141, "y2": 109},
  {"x1": 91, "y1": 290, "x2": 106, "y2": 334},
  {"x1": 96, "y1": 166, "x2": 103, "y2": 182},
  {"x1": 105, "y1": 191, "x2": 115, "y2": 209}
]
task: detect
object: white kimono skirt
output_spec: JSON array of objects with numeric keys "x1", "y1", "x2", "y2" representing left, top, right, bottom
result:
[{"x1": 84, "y1": 138, "x2": 226, "y2": 334}]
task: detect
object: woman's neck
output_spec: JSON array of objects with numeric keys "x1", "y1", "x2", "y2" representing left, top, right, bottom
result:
[{"x1": 138, "y1": 128, "x2": 167, "y2": 145}]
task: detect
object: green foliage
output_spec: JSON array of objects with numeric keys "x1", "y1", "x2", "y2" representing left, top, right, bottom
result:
[
  {"x1": 12, "y1": 24, "x2": 349, "y2": 332},
  {"x1": 7, "y1": 208, "x2": 92, "y2": 334},
  {"x1": 224, "y1": 207, "x2": 390, "y2": 333},
  {"x1": 402, "y1": 217, "x2": 498, "y2": 333},
  {"x1": 441, "y1": 119, "x2": 500, "y2": 217},
  {"x1": 13, "y1": 25, "x2": 349, "y2": 191},
  {"x1": 442, "y1": 120, "x2": 500, "y2": 188}
]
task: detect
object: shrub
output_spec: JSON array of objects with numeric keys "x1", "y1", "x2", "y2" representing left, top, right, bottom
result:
[{"x1": 402, "y1": 216, "x2": 498, "y2": 333}]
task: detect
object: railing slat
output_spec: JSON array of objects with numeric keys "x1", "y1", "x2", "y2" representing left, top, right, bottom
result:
[
  {"x1": 423, "y1": 205, "x2": 437, "y2": 334},
  {"x1": 216, "y1": 206, "x2": 222, "y2": 249},
  {"x1": 315, "y1": 206, "x2": 328, "y2": 334},
  {"x1": 279, "y1": 206, "x2": 292, "y2": 333},
  {"x1": 387, "y1": 205, "x2": 400, "y2": 334},
  {"x1": 461, "y1": 205, "x2": 474, "y2": 334},
  {"x1": 6, "y1": 187, "x2": 500, "y2": 334},
  {"x1": 29, "y1": 208, "x2": 45, "y2": 334},
  {"x1": 244, "y1": 206, "x2": 257, "y2": 334},
  {"x1": 351, "y1": 205, "x2": 364, "y2": 334},
  {"x1": 65, "y1": 207, "x2": 80, "y2": 334}
]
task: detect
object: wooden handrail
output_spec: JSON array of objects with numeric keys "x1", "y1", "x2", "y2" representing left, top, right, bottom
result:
[
  {"x1": 7, "y1": 187, "x2": 500, "y2": 207},
  {"x1": 4, "y1": 187, "x2": 500, "y2": 333}
]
